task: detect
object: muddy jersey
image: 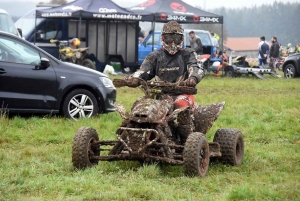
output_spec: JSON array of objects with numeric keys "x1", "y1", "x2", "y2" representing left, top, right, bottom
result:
[{"x1": 133, "y1": 48, "x2": 204, "y2": 83}]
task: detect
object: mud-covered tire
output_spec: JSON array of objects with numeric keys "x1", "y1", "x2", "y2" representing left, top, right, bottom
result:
[
  {"x1": 81, "y1": 58, "x2": 96, "y2": 70},
  {"x1": 213, "y1": 128, "x2": 244, "y2": 166},
  {"x1": 72, "y1": 127, "x2": 100, "y2": 170},
  {"x1": 183, "y1": 132, "x2": 209, "y2": 177}
]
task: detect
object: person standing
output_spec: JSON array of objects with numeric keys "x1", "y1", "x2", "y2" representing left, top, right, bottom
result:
[
  {"x1": 189, "y1": 31, "x2": 203, "y2": 55},
  {"x1": 258, "y1": 36, "x2": 270, "y2": 66},
  {"x1": 210, "y1": 32, "x2": 219, "y2": 57},
  {"x1": 269, "y1": 36, "x2": 280, "y2": 73}
]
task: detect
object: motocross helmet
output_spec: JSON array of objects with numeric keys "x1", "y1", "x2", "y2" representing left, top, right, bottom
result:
[
  {"x1": 161, "y1": 21, "x2": 184, "y2": 55},
  {"x1": 71, "y1": 38, "x2": 81, "y2": 47}
]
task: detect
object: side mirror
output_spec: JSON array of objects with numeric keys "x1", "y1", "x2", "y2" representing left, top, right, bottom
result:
[
  {"x1": 34, "y1": 58, "x2": 50, "y2": 70},
  {"x1": 17, "y1": 28, "x2": 23, "y2": 38},
  {"x1": 36, "y1": 30, "x2": 45, "y2": 40}
]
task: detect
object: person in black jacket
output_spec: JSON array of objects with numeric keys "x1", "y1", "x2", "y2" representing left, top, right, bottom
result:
[
  {"x1": 125, "y1": 21, "x2": 205, "y2": 143},
  {"x1": 269, "y1": 36, "x2": 280, "y2": 73},
  {"x1": 189, "y1": 31, "x2": 203, "y2": 55},
  {"x1": 258, "y1": 36, "x2": 270, "y2": 66}
]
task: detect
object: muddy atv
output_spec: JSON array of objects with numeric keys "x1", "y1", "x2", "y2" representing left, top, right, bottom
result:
[{"x1": 72, "y1": 79, "x2": 244, "y2": 177}]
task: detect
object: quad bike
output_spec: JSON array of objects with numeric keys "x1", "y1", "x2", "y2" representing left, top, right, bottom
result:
[
  {"x1": 71, "y1": 78, "x2": 245, "y2": 177},
  {"x1": 50, "y1": 38, "x2": 96, "y2": 70}
]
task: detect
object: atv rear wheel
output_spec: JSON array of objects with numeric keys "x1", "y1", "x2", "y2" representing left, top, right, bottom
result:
[
  {"x1": 183, "y1": 132, "x2": 209, "y2": 177},
  {"x1": 72, "y1": 127, "x2": 100, "y2": 170},
  {"x1": 213, "y1": 128, "x2": 244, "y2": 166},
  {"x1": 81, "y1": 58, "x2": 96, "y2": 70}
]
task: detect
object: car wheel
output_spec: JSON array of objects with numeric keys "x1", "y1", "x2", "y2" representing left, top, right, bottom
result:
[
  {"x1": 284, "y1": 64, "x2": 297, "y2": 78},
  {"x1": 62, "y1": 89, "x2": 99, "y2": 120}
]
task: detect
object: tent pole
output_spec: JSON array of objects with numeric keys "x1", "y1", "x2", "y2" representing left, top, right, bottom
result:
[
  {"x1": 79, "y1": 17, "x2": 82, "y2": 39},
  {"x1": 151, "y1": 15, "x2": 156, "y2": 52}
]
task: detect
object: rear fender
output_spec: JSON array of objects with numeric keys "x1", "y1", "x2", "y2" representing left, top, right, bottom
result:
[
  {"x1": 193, "y1": 102, "x2": 225, "y2": 134},
  {"x1": 167, "y1": 106, "x2": 189, "y2": 123}
]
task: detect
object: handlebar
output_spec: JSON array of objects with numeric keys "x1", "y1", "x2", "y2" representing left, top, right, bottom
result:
[{"x1": 113, "y1": 79, "x2": 197, "y2": 95}]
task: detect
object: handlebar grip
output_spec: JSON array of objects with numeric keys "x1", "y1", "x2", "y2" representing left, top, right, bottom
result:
[{"x1": 50, "y1": 39, "x2": 58, "y2": 43}]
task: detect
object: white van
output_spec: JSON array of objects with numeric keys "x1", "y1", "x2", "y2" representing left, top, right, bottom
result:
[{"x1": 0, "y1": 9, "x2": 21, "y2": 38}]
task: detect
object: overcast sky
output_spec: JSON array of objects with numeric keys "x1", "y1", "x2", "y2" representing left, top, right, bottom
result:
[
  {"x1": 113, "y1": 0, "x2": 300, "y2": 9},
  {"x1": 3, "y1": 0, "x2": 300, "y2": 10}
]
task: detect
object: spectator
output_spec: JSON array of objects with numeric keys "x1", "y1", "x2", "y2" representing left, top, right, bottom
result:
[
  {"x1": 269, "y1": 36, "x2": 280, "y2": 73},
  {"x1": 189, "y1": 31, "x2": 203, "y2": 55},
  {"x1": 210, "y1": 32, "x2": 219, "y2": 57},
  {"x1": 258, "y1": 36, "x2": 270, "y2": 66}
]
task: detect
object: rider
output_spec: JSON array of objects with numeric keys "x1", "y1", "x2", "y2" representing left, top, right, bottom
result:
[{"x1": 126, "y1": 21, "x2": 205, "y2": 144}]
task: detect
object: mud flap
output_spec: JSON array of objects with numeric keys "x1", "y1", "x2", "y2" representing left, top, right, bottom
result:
[{"x1": 193, "y1": 102, "x2": 225, "y2": 134}]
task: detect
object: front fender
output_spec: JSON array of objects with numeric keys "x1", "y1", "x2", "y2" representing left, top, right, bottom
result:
[{"x1": 114, "y1": 102, "x2": 129, "y2": 120}]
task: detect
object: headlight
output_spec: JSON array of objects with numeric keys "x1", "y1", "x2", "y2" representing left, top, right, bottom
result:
[
  {"x1": 75, "y1": 51, "x2": 82, "y2": 59},
  {"x1": 99, "y1": 77, "x2": 114, "y2": 88}
]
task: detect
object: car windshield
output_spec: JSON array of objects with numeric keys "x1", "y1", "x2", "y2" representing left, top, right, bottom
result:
[{"x1": 0, "y1": 13, "x2": 19, "y2": 36}]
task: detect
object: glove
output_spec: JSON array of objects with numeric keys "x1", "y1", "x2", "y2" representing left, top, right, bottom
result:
[
  {"x1": 180, "y1": 78, "x2": 197, "y2": 87},
  {"x1": 123, "y1": 76, "x2": 140, "y2": 87}
]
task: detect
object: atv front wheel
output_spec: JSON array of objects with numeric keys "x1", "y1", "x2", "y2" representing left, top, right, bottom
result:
[
  {"x1": 183, "y1": 132, "x2": 209, "y2": 177},
  {"x1": 213, "y1": 128, "x2": 244, "y2": 166},
  {"x1": 72, "y1": 127, "x2": 100, "y2": 170}
]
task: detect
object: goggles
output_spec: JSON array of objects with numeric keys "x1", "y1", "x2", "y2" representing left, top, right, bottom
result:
[{"x1": 162, "y1": 33, "x2": 183, "y2": 44}]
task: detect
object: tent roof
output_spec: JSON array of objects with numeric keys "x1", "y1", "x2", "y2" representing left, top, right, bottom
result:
[
  {"x1": 36, "y1": 0, "x2": 152, "y2": 21},
  {"x1": 126, "y1": 0, "x2": 223, "y2": 24}
]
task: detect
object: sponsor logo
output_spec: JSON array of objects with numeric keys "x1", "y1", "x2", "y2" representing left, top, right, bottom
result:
[
  {"x1": 92, "y1": 14, "x2": 142, "y2": 20},
  {"x1": 140, "y1": 0, "x2": 156, "y2": 7},
  {"x1": 130, "y1": 7, "x2": 146, "y2": 10},
  {"x1": 173, "y1": 11, "x2": 194, "y2": 15},
  {"x1": 167, "y1": 15, "x2": 186, "y2": 21},
  {"x1": 41, "y1": 12, "x2": 72, "y2": 17},
  {"x1": 63, "y1": 5, "x2": 83, "y2": 11},
  {"x1": 193, "y1": 15, "x2": 199, "y2": 22},
  {"x1": 99, "y1": 8, "x2": 118, "y2": 13},
  {"x1": 160, "y1": 13, "x2": 167, "y2": 20},
  {"x1": 200, "y1": 17, "x2": 219, "y2": 23},
  {"x1": 170, "y1": 2, "x2": 186, "y2": 12}
]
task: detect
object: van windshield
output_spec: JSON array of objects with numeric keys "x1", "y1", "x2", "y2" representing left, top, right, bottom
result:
[
  {"x1": 0, "y1": 13, "x2": 19, "y2": 36},
  {"x1": 15, "y1": 18, "x2": 43, "y2": 37}
]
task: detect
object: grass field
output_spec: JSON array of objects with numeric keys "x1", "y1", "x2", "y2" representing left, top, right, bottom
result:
[{"x1": 1, "y1": 72, "x2": 300, "y2": 201}]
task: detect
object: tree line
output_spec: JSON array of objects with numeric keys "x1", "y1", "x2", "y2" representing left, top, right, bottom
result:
[{"x1": 210, "y1": 1, "x2": 300, "y2": 47}]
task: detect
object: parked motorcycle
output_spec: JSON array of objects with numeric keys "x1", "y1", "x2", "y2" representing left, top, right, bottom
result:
[{"x1": 50, "y1": 38, "x2": 96, "y2": 70}]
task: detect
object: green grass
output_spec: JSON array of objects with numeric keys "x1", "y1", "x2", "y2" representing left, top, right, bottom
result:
[{"x1": 1, "y1": 73, "x2": 300, "y2": 201}]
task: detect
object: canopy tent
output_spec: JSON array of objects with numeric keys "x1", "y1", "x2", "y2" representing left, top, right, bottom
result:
[
  {"x1": 34, "y1": 0, "x2": 154, "y2": 72},
  {"x1": 36, "y1": 0, "x2": 152, "y2": 21},
  {"x1": 126, "y1": 0, "x2": 223, "y2": 24}
]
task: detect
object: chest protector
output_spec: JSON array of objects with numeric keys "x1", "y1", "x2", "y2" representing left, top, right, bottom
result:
[{"x1": 155, "y1": 50, "x2": 190, "y2": 83}]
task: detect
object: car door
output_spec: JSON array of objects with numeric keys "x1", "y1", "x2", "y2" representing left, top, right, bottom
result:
[{"x1": 0, "y1": 34, "x2": 57, "y2": 112}]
